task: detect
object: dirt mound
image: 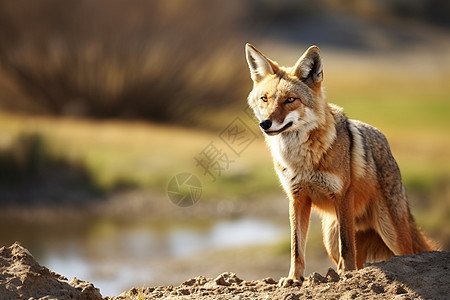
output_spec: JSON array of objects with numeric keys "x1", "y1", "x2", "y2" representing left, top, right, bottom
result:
[
  {"x1": 0, "y1": 242, "x2": 448, "y2": 299},
  {"x1": 0, "y1": 242, "x2": 102, "y2": 300},
  {"x1": 113, "y1": 251, "x2": 450, "y2": 300}
]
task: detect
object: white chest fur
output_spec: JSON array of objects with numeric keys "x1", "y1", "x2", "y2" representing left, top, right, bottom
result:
[{"x1": 267, "y1": 131, "x2": 343, "y2": 198}]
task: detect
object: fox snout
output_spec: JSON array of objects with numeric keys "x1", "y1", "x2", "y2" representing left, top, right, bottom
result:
[{"x1": 260, "y1": 119, "x2": 272, "y2": 130}]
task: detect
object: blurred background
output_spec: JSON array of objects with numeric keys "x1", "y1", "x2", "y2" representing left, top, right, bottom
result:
[{"x1": 0, "y1": 0, "x2": 449, "y2": 296}]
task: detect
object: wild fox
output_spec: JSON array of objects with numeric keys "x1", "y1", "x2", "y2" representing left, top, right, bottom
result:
[{"x1": 245, "y1": 44, "x2": 436, "y2": 287}]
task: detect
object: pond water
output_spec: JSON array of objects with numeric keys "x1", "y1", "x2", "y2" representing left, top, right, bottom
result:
[{"x1": 20, "y1": 217, "x2": 286, "y2": 296}]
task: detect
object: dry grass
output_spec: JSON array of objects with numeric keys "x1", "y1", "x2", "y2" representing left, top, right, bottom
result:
[{"x1": 0, "y1": 0, "x2": 248, "y2": 124}]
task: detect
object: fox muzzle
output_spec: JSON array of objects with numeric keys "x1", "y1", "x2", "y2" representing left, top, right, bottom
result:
[{"x1": 260, "y1": 120, "x2": 272, "y2": 130}]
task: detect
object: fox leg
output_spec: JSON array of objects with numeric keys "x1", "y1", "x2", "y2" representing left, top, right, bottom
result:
[
  {"x1": 279, "y1": 195, "x2": 312, "y2": 287},
  {"x1": 355, "y1": 231, "x2": 369, "y2": 269},
  {"x1": 335, "y1": 192, "x2": 357, "y2": 273}
]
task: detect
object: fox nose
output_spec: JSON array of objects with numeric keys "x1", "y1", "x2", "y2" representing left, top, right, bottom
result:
[{"x1": 259, "y1": 120, "x2": 272, "y2": 130}]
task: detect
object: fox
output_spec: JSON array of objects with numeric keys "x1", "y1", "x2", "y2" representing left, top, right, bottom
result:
[{"x1": 245, "y1": 44, "x2": 436, "y2": 287}]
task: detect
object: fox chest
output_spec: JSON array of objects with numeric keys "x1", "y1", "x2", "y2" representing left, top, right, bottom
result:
[
  {"x1": 276, "y1": 163, "x2": 343, "y2": 200},
  {"x1": 269, "y1": 138, "x2": 343, "y2": 204}
]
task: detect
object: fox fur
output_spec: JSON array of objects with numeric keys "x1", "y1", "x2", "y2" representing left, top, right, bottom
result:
[{"x1": 245, "y1": 44, "x2": 436, "y2": 287}]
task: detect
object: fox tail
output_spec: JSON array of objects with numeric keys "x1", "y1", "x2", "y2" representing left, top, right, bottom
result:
[{"x1": 409, "y1": 210, "x2": 438, "y2": 252}]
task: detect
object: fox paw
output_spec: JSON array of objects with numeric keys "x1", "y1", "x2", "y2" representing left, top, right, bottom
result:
[{"x1": 278, "y1": 276, "x2": 304, "y2": 287}]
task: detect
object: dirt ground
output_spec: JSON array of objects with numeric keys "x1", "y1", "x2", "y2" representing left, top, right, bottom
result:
[
  {"x1": 0, "y1": 242, "x2": 102, "y2": 300},
  {"x1": 0, "y1": 242, "x2": 449, "y2": 300}
]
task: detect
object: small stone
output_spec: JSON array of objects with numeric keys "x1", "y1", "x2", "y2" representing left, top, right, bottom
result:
[
  {"x1": 310, "y1": 272, "x2": 327, "y2": 284},
  {"x1": 326, "y1": 268, "x2": 340, "y2": 282},
  {"x1": 263, "y1": 277, "x2": 278, "y2": 285},
  {"x1": 181, "y1": 278, "x2": 196, "y2": 286},
  {"x1": 195, "y1": 276, "x2": 208, "y2": 286},
  {"x1": 214, "y1": 272, "x2": 243, "y2": 286},
  {"x1": 244, "y1": 281, "x2": 256, "y2": 286},
  {"x1": 370, "y1": 283, "x2": 385, "y2": 294},
  {"x1": 179, "y1": 288, "x2": 190, "y2": 295},
  {"x1": 214, "y1": 274, "x2": 231, "y2": 286},
  {"x1": 395, "y1": 285, "x2": 408, "y2": 294}
]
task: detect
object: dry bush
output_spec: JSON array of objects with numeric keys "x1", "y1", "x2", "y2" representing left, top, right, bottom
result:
[
  {"x1": 0, "y1": 0, "x2": 249, "y2": 123},
  {"x1": 0, "y1": 0, "x2": 448, "y2": 124}
]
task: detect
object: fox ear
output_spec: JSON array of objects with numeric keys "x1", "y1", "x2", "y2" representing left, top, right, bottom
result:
[
  {"x1": 246, "y1": 43, "x2": 279, "y2": 83},
  {"x1": 292, "y1": 46, "x2": 323, "y2": 88}
]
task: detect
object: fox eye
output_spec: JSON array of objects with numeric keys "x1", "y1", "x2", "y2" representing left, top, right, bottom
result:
[
  {"x1": 284, "y1": 97, "x2": 297, "y2": 104},
  {"x1": 260, "y1": 96, "x2": 268, "y2": 102}
]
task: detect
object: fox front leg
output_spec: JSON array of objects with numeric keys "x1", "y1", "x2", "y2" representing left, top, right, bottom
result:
[
  {"x1": 279, "y1": 196, "x2": 312, "y2": 287},
  {"x1": 336, "y1": 192, "x2": 357, "y2": 273}
]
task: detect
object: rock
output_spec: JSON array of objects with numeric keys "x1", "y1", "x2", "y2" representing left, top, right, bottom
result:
[
  {"x1": 214, "y1": 274, "x2": 231, "y2": 286},
  {"x1": 326, "y1": 268, "x2": 340, "y2": 282},
  {"x1": 182, "y1": 276, "x2": 207, "y2": 286},
  {"x1": 395, "y1": 285, "x2": 408, "y2": 294},
  {"x1": 310, "y1": 272, "x2": 327, "y2": 284},
  {"x1": 214, "y1": 272, "x2": 243, "y2": 286},
  {"x1": 178, "y1": 288, "x2": 190, "y2": 295},
  {"x1": 369, "y1": 282, "x2": 385, "y2": 294},
  {"x1": 263, "y1": 277, "x2": 278, "y2": 285}
]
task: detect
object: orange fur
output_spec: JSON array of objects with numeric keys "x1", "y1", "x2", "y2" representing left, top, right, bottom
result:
[{"x1": 245, "y1": 44, "x2": 436, "y2": 286}]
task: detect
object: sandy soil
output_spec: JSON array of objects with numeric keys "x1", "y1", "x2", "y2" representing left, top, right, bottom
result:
[
  {"x1": 112, "y1": 251, "x2": 450, "y2": 300},
  {"x1": 0, "y1": 242, "x2": 449, "y2": 300},
  {"x1": 0, "y1": 242, "x2": 102, "y2": 300}
]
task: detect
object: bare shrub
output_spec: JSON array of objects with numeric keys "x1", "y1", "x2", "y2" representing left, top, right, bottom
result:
[{"x1": 0, "y1": 0, "x2": 248, "y2": 123}]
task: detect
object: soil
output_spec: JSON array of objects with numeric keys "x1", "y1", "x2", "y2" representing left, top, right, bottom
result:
[
  {"x1": 1, "y1": 242, "x2": 449, "y2": 300},
  {"x1": 0, "y1": 242, "x2": 102, "y2": 300}
]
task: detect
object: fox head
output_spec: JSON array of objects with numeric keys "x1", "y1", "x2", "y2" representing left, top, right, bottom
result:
[{"x1": 245, "y1": 44, "x2": 326, "y2": 136}]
